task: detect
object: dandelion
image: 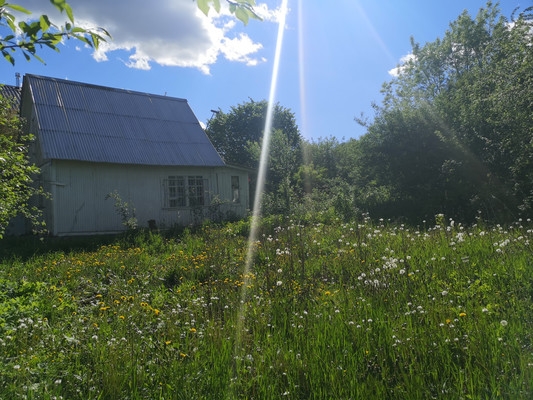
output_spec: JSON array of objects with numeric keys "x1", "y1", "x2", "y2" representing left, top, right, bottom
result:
[
  {"x1": 189, "y1": 328, "x2": 197, "y2": 333},
  {"x1": 500, "y1": 320, "x2": 508, "y2": 327},
  {"x1": 276, "y1": 281, "x2": 283, "y2": 286},
  {"x1": 459, "y1": 312, "x2": 466, "y2": 317}
]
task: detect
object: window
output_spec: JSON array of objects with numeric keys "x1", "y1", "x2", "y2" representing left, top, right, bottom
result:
[
  {"x1": 188, "y1": 176, "x2": 205, "y2": 207},
  {"x1": 164, "y1": 175, "x2": 206, "y2": 208},
  {"x1": 231, "y1": 176, "x2": 240, "y2": 203},
  {"x1": 167, "y1": 176, "x2": 186, "y2": 207}
]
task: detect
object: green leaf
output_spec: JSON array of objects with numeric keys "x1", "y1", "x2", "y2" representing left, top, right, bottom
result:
[
  {"x1": 197, "y1": 0, "x2": 209, "y2": 16},
  {"x1": 90, "y1": 33, "x2": 100, "y2": 49},
  {"x1": 50, "y1": 0, "x2": 66, "y2": 12},
  {"x1": 99, "y1": 27, "x2": 111, "y2": 39},
  {"x1": 6, "y1": 4, "x2": 31, "y2": 14},
  {"x1": 64, "y1": 3, "x2": 74, "y2": 22},
  {"x1": 39, "y1": 15, "x2": 51, "y2": 32},
  {"x1": 2, "y1": 51, "x2": 15, "y2": 65},
  {"x1": 6, "y1": 14, "x2": 17, "y2": 32},
  {"x1": 212, "y1": 0, "x2": 221, "y2": 13},
  {"x1": 235, "y1": 8, "x2": 249, "y2": 25},
  {"x1": 34, "y1": 53, "x2": 46, "y2": 63},
  {"x1": 72, "y1": 34, "x2": 90, "y2": 47}
]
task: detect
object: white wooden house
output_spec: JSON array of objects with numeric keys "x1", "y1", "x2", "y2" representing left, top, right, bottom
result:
[{"x1": 19, "y1": 74, "x2": 250, "y2": 236}]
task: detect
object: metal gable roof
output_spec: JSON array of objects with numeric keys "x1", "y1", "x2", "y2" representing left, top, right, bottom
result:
[
  {"x1": 23, "y1": 74, "x2": 225, "y2": 167},
  {"x1": 1, "y1": 84, "x2": 21, "y2": 108}
]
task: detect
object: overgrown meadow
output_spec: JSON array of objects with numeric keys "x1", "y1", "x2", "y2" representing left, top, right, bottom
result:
[{"x1": 1, "y1": 215, "x2": 532, "y2": 399}]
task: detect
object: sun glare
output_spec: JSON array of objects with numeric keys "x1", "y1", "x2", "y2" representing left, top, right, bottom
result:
[{"x1": 233, "y1": 0, "x2": 290, "y2": 384}]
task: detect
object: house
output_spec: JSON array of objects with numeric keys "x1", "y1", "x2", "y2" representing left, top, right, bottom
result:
[{"x1": 18, "y1": 74, "x2": 250, "y2": 236}]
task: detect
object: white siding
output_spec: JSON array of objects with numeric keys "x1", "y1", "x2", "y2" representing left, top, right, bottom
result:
[{"x1": 45, "y1": 161, "x2": 248, "y2": 235}]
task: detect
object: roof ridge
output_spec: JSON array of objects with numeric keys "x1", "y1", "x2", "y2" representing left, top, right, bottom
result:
[{"x1": 24, "y1": 74, "x2": 187, "y2": 102}]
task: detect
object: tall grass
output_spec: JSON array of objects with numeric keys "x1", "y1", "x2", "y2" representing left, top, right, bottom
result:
[{"x1": 1, "y1": 216, "x2": 532, "y2": 399}]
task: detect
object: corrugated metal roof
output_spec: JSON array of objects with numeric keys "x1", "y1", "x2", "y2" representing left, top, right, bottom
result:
[
  {"x1": 22, "y1": 74, "x2": 225, "y2": 167},
  {"x1": 1, "y1": 84, "x2": 21, "y2": 108}
]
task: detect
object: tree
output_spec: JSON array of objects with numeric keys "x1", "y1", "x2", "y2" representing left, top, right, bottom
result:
[
  {"x1": 206, "y1": 99, "x2": 301, "y2": 168},
  {"x1": 0, "y1": 0, "x2": 110, "y2": 64},
  {"x1": 357, "y1": 1, "x2": 533, "y2": 221},
  {"x1": 0, "y1": 90, "x2": 45, "y2": 238},
  {"x1": 205, "y1": 99, "x2": 302, "y2": 211}
]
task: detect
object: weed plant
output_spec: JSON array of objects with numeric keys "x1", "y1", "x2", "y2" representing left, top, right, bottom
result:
[{"x1": 0, "y1": 215, "x2": 532, "y2": 399}]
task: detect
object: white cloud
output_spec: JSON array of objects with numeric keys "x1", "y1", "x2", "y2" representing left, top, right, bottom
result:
[
  {"x1": 388, "y1": 53, "x2": 415, "y2": 77},
  {"x1": 18, "y1": 0, "x2": 279, "y2": 74},
  {"x1": 221, "y1": 33, "x2": 265, "y2": 65}
]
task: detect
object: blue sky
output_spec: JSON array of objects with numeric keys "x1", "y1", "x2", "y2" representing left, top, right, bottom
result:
[{"x1": 0, "y1": 0, "x2": 525, "y2": 141}]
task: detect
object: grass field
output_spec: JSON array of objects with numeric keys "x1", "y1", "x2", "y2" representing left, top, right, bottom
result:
[{"x1": 1, "y1": 215, "x2": 532, "y2": 399}]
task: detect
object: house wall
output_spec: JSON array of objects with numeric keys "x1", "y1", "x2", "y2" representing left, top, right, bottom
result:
[{"x1": 44, "y1": 160, "x2": 249, "y2": 236}]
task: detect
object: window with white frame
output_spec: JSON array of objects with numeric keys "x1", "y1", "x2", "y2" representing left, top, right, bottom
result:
[
  {"x1": 163, "y1": 175, "x2": 206, "y2": 208},
  {"x1": 188, "y1": 176, "x2": 205, "y2": 207}
]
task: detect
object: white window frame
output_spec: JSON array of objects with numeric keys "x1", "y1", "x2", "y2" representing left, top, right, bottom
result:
[{"x1": 163, "y1": 175, "x2": 208, "y2": 208}]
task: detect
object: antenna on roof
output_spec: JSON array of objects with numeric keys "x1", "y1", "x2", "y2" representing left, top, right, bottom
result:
[
  {"x1": 210, "y1": 109, "x2": 219, "y2": 119},
  {"x1": 15, "y1": 72, "x2": 21, "y2": 87}
]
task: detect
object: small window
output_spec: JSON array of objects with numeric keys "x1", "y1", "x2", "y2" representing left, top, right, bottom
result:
[{"x1": 231, "y1": 176, "x2": 240, "y2": 203}]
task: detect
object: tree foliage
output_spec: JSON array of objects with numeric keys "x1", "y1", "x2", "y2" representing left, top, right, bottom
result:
[
  {"x1": 205, "y1": 99, "x2": 302, "y2": 211},
  {"x1": 206, "y1": 99, "x2": 301, "y2": 169},
  {"x1": 0, "y1": 0, "x2": 110, "y2": 65},
  {"x1": 0, "y1": 90, "x2": 45, "y2": 238},
  {"x1": 196, "y1": 0, "x2": 262, "y2": 25},
  {"x1": 350, "y1": 1, "x2": 533, "y2": 222}
]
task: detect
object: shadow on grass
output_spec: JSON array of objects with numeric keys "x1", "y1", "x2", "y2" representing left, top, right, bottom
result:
[{"x1": 0, "y1": 235, "x2": 119, "y2": 262}]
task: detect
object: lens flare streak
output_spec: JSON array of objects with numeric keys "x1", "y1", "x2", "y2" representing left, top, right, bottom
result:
[{"x1": 232, "y1": 0, "x2": 289, "y2": 383}]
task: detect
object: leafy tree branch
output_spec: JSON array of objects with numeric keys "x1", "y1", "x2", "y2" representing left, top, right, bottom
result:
[
  {"x1": 196, "y1": 0, "x2": 262, "y2": 25},
  {"x1": 0, "y1": 0, "x2": 110, "y2": 65}
]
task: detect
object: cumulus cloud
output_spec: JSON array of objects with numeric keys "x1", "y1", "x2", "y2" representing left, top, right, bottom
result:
[
  {"x1": 388, "y1": 53, "x2": 415, "y2": 77},
  {"x1": 18, "y1": 0, "x2": 280, "y2": 74}
]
